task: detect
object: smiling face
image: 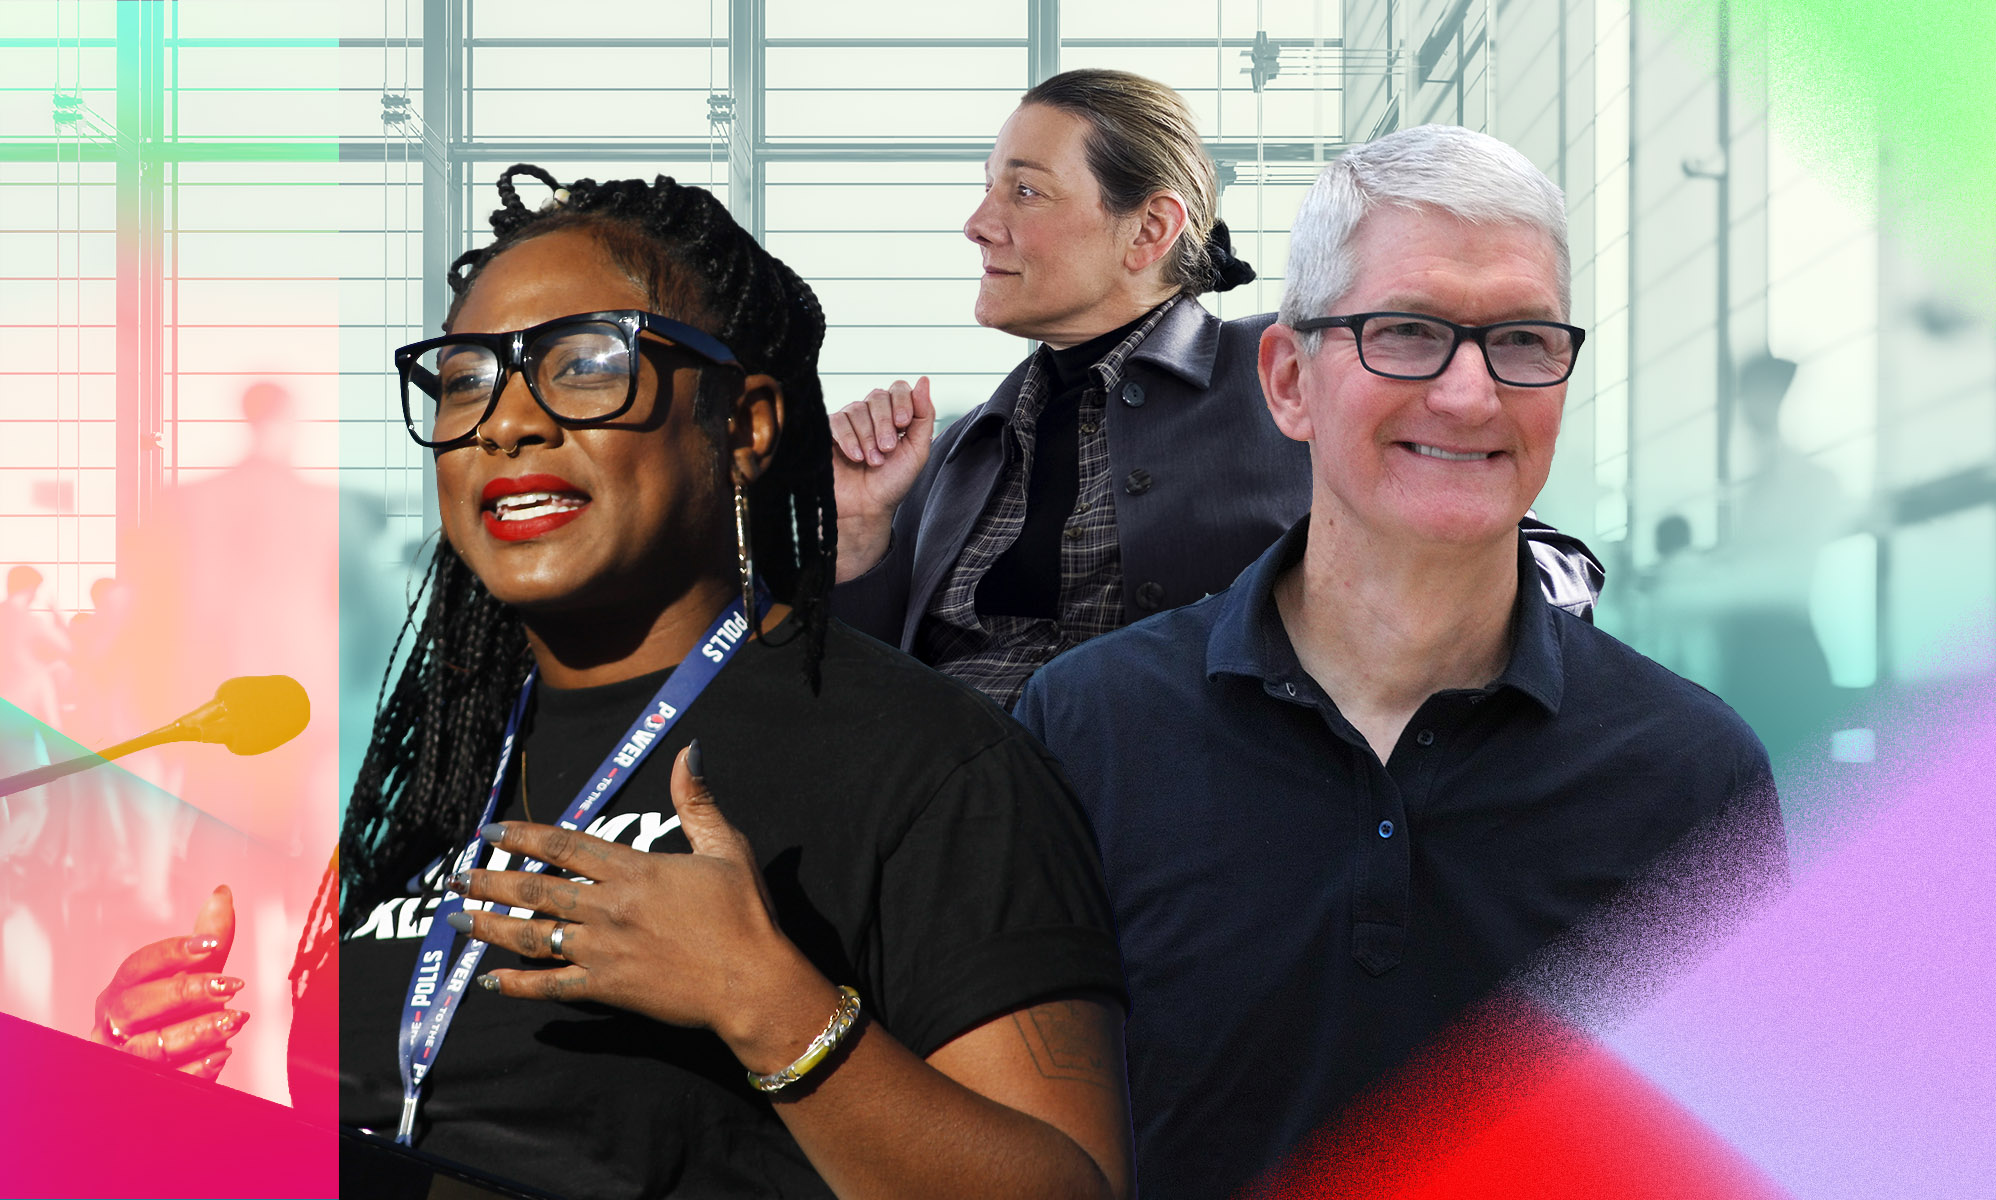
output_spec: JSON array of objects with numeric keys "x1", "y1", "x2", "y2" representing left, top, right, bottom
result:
[
  {"x1": 1270, "y1": 205, "x2": 1568, "y2": 549},
  {"x1": 964, "y1": 103, "x2": 1143, "y2": 346},
  {"x1": 435, "y1": 227, "x2": 734, "y2": 618}
]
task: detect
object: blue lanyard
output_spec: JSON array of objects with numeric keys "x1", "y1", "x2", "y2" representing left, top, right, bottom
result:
[{"x1": 394, "y1": 586, "x2": 767, "y2": 1145}]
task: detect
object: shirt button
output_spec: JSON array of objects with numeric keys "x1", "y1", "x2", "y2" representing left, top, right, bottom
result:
[
  {"x1": 1080, "y1": 421, "x2": 1099, "y2": 434},
  {"x1": 1063, "y1": 527, "x2": 1083, "y2": 541},
  {"x1": 1377, "y1": 820, "x2": 1395, "y2": 839},
  {"x1": 1121, "y1": 381, "x2": 1146, "y2": 407},
  {"x1": 1124, "y1": 469, "x2": 1153, "y2": 496},
  {"x1": 1284, "y1": 682, "x2": 1297, "y2": 697},
  {"x1": 1415, "y1": 729, "x2": 1435, "y2": 746},
  {"x1": 1134, "y1": 581, "x2": 1166, "y2": 610},
  {"x1": 1075, "y1": 501, "x2": 1092, "y2": 514}
]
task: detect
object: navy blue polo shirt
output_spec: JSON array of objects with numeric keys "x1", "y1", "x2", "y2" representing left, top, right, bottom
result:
[{"x1": 1015, "y1": 520, "x2": 1784, "y2": 1200}]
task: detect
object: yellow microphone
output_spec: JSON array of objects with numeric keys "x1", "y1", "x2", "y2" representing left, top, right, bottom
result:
[{"x1": 0, "y1": 675, "x2": 311, "y2": 798}]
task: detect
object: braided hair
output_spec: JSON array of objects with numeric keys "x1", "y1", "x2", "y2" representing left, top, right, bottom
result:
[{"x1": 340, "y1": 166, "x2": 835, "y2": 930}]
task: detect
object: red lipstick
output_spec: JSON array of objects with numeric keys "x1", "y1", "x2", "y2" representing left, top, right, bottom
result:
[{"x1": 479, "y1": 474, "x2": 591, "y2": 542}]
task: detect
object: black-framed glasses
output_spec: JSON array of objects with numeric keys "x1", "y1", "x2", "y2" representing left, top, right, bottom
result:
[
  {"x1": 1291, "y1": 311, "x2": 1586, "y2": 387},
  {"x1": 395, "y1": 309, "x2": 741, "y2": 448}
]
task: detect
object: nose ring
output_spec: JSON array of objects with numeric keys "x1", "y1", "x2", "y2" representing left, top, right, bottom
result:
[{"x1": 473, "y1": 424, "x2": 522, "y2": 458}]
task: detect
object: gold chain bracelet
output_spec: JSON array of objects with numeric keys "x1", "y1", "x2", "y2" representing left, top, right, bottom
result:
[{"x1": 746, "y1": 986, "x2": 863, "y2": 1094}]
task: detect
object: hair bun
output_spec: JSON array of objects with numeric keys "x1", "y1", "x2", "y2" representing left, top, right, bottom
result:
[{"x1": 1204, "y1": 220, "x2": 1257, "y2": 293}]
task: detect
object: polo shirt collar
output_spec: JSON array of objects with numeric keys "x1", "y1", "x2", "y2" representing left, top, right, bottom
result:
[{"x1": 1205, "y1": 519, "x2": 1566, "y2": 715}]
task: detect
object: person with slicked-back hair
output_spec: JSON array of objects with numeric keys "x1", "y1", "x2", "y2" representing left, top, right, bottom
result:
[
  {"x1": 828, "y1": 69, "x2": 1603, "y2": 711},
  {"x1": 313, "y1": 167, "x2": 1135, "y2": 1198}
]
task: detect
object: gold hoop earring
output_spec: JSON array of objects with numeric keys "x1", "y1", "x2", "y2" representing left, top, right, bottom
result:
[{"x1": 734, "y1": 475, "x2": 760, "y2": 641}]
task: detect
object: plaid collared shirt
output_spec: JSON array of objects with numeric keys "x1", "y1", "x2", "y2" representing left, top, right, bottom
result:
[{"x1": 916, "y1": 298, "x2": 1180, "y2": 709}]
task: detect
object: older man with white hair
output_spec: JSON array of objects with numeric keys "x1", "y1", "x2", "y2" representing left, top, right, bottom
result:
[{"x1": 1016, "y1": 125, "x2": 1786, "y2": 1198}]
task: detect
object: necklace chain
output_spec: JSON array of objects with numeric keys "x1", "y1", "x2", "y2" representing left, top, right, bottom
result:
[{"x1": 518, "y1": 746, "x2": 533, "y2": 823}]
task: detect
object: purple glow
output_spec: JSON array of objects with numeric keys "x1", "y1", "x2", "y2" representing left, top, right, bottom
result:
[{"x1": 1607, "y1": 696, "x2": 1996, "y2": 1199}]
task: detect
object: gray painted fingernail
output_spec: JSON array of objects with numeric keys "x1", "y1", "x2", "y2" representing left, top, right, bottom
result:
[
  {"x1": 445, "y1": 911, "x2": 473, "y2": 934},
  {"x1": 479, "y1": 823, "x2": 506, "y2": 845},
  {"x1": 686, "y1": 739, "x2": 704, "y2": 780},
  {"x1": 476, "y1": 974, "x2": 501, "y2": 991}
]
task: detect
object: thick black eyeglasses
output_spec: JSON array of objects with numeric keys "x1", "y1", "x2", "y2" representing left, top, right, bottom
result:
[
  {"x1": 395, "y1": 309, "x2": 741, "y2": 448},
  {"x1": 1291, "y1": 311, "x2": 1586, "y2": 387}
]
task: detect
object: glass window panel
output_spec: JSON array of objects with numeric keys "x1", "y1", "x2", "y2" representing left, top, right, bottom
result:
[
  {"x1": 766, "y1": 0, "x2": 1022, "y2": 40},
  {"x1": 468, "y1": 45, "x2": 723, "y2": 93},
  {"x1": 810, "y1": 280, "x2": 982, "y2": 328},
  {"x1": 1081, "y1": 0, "x2": 1335, "y2": 41},
  {"x1": 819, "y1": 325, "x2": 1021, "y2": 378},
  {"x1": 468, "y1": 0, "x2": 729, "y2": 40},
  {"x1": 467, "y1": 88, "x2": 720, "y2": 141},
  {"x1": 1216, "y1": 89, "x2": 1343, "y2": 142},
  {"x1": 0, "y1": 230, "x2": 115, "y2": 276},
  {"x1": 765, "y1": 182, "x2": 982, "y2": 232},
  {"x1": 1, "y1": 46, "x2": 118, "y2": 93},
  {"x1": 765, "y1": 87, "x2": 1017, "y2": 141},
  {"x1": 0, "y1": 92, "x2": 65, "y2": 142},
  {"x1": 173, "y1": 45, "x2": 339, "y2": 90},
  {"x1": 0, "y1": 425, "x2": 60, "y2": 470},
  {"x1": 0, "y1": 182, "x2": 116, "y2": 233},
  {"x1": 171, "y1": 0, "x2": 342, "y2": 39},
  {"x1": 772, "y1": 161, "x2": 973, "y2": 186},
  {"x1": 764, "y1": 230, "x2": 981, "y2": 281},
  {"x1": 0, "y1": 281, "x2": 63, "y2": 326},
  {"x1": 176, "y1": 231, "x2": 352, "y2": 277},
  {"x1": 0, "y1": 325, "x2": 113, "y2": 374},
  {"x1": 0, "y1": 516, "x2": 60, "y2": 563},
  {"x1": 170, "y1": 182, "x2": 351, "y2": 231},
  {"x1": 766, "y1": 46, "x2": 1021, "y2": 91},
  {"x1": 176, "y1": 326, "x2": 339, "y2": 378},
  {"x1": 171, "y1": 89, "x2": 342, "y2": 141},
  {"x1": 7, "y1": 0, "x2": 117, "y2": 39},
  {"x1": 3, "y1": 377, "x2": 59, "y2": 421},
  {"x1": 1888, "y1": 506, "x2": 1996, "y2": 684}
]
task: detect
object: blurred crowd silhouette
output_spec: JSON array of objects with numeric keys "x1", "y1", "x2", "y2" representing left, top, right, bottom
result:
[{"x1": 0, "y1": 381, "x2": 410, "y2": 1107}]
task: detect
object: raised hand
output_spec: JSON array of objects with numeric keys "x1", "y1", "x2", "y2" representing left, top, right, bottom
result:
[
  {"x1": 89, "y1": 884, "x2": 250, "y2": 1080},
  {"x1": 450, "y1": 743, "x2": 833, "y2": 1066},
  {"x1": 827, "y1": 376, "x2": 936, "y2": 582}
]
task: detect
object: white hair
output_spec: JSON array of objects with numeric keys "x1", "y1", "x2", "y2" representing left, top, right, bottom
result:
[{"x1": 1278, "y1": 125, "x2": 1570, "y2": 350}]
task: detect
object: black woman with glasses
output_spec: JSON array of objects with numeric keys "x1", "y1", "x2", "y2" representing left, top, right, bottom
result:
[{"x1": 312, "y1": 168, "x2": 1134, "y2": 1198}]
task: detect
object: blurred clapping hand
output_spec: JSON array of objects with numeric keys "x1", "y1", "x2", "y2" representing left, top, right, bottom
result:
[{"x1": 88, "y1": 884, "x2": 250, "y2": 1080}]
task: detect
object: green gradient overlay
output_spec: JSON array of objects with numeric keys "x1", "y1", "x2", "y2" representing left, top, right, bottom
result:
[{"x1": 1659, "y1": 0, "x2": 1996, "y2": 286}]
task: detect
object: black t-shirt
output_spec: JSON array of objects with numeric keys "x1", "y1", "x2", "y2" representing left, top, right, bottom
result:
[{"x1": 340, "y1": 617, "x2": 1125, "y2": 1199}]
